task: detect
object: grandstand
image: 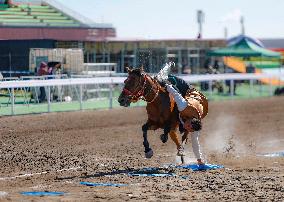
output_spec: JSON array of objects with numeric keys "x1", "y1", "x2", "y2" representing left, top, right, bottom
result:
[
  {"x1": 0, "y1": 3, "x2": 81, "y2": 27},
  {"x1": 0, "y1": 0, "x2": 108, "y2": 28},
  {"x1": 0, "y1": 0, "x2": 227, "y2": 76},
  {"x1": 0, "y1": 0, "x2": 116, "y2": 75},
  {"x1": 0, "y1": 0, "x2": 116, "y2": 37}
]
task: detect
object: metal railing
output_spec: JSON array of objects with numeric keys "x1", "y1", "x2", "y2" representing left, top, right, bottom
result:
[{"x1": 0, "y1": 73, "x2": 283, "y2": 116}]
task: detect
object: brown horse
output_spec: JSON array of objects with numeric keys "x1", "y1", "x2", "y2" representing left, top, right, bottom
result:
[{"x1": 118, "y1": 67, "x2": 188, "y2": 159}]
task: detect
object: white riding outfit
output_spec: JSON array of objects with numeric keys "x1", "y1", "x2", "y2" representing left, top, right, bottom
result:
[{"x1": 166, "y1": 84, "x2": 202, "y2": 160}]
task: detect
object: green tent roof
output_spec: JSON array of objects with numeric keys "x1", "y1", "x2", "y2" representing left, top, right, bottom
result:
[{"x1": 208, "y1": 38, "x2": 281, "y2": 58}]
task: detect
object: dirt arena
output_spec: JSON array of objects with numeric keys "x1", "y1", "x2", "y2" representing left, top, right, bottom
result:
[{"x1": 0, "y1": 97, "x2": 284, "y2": 201}]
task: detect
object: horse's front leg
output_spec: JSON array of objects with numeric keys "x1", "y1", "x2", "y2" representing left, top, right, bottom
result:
[
  {"x1": 160, "y1": 125, "x2": 170, "y2": 143},
  {"x1": 181, "y1": 131, "x2": 189, "y2": 145},
  {"x1": 142, "y1": 122, "x2": 153, "y2": 158},
  {"x1": 169, "y1": 129, "x2": 184, "y2": 156}
]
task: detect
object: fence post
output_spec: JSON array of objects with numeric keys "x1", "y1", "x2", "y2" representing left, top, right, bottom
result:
[
  {"x1": 209, "y1": 80, "x2": 213, "y2": 99},
  {"x1": 259, "y1": 81, "x2": 263, "y2": 96},
  {"x1": 249, "y1": 79, "x2": 253, "y2": 97},
  {"x1": 269, "y1": 77, "x2": 273, "y2": 96},
  {"x1": 79, "y1": 84, "x2": 83, "y2": 110},
  {"x1": 109, "y1": 80, "x2": 113, "y2": 109},
  {"x1": 11, "y1": 88, "x2": 15, "y2": 115},
  {"x1": 47, "y1": 86, "x2": 51, "y2": 113},
  {"x1": 230, "y1": 80, "x2": 234, "y2": 96}
]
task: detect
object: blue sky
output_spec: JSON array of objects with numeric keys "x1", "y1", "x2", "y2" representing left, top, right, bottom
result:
[{"x1": 57, "y1": 0, "x2": 284, "y2": 39}]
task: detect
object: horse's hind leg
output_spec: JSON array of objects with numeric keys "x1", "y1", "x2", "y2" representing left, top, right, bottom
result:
[{"x1": 142, "y1": 123, "x2": 153, "y2": 158}]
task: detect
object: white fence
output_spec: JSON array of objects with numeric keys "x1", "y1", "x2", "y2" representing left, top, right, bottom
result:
[{"x1": 0, "y1": 73, "x2": 283, "y2": 115}]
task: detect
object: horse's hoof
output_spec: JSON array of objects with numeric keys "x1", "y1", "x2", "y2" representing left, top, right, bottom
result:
[
  {"x1": 145, "y1": 149, "x2": 153, "y2": 158},
  {"x1": 160, "y1": 133, "x2": 168, "y2": 143},
  {"x1": 180, "y1": 155, "x2": 185, "y2": 164},
  {"x1": 177, "y1": 146, "x2": 185, "y2": 156}
]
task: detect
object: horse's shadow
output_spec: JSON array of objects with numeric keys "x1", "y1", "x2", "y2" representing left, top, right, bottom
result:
[
  {"x1": 55, "y1": 166, "x2": 174, "y2": 181},
  {"x1": 55, "y1": 168, "x2": 138, "y2": 181}
]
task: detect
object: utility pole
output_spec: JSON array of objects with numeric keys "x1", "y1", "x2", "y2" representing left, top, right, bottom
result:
[
  {"x1": 197, "y1": 10, "x2": 204, "y2": 39},
  {"x1": 240, "y1": 16, "x2": 245, "y2": 35},
  {"x1": 224, "y1": 27, "x2": 228, "y2": 39}
]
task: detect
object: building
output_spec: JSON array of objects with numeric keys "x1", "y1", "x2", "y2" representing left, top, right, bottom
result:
[
  {"x1": 0, "y1": 0, "x2": 115, "y2": 75},
  {"x1": 260, "y1": 38, "x2": 284, "y2": 64},
  {"x1": 84, "y1": 38, "x2": 225, "y2": 74},
  {"x1": 0, "y1": 0, "x2": 225, "y2": 75}
]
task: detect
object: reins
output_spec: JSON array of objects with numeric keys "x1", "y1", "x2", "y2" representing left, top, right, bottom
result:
[
  {"x1": 123, "y1": 73, "x2": 161, "y2": 104},
  {"x1": 141, "y1": 76, "x2": 160, "y2": 103}
]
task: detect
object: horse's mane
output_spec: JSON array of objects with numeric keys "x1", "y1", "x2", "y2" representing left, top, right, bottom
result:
[{"x1": 128, "y1": 67, "x2": 144, "y2": 76}]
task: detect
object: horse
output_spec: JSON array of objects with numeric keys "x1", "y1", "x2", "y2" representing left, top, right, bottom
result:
[{"x1": 118, "y1": 67, "x2": 188, "y2": 161}]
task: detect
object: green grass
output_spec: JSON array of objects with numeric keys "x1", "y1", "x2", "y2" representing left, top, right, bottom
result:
[
  {"x1": 0, "y1": 98, "x2": 145, "y2": 116},
  {"x1": 0, "y1": 83, "x2": 280, "y2": 116},
  {"x1": 201, "y1": 83, "x2": 277, "y2": 101}
]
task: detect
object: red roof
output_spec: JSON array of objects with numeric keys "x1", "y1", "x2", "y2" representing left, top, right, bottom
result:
[{"x1": 0, "y1": 27, "x2": 116, "y2": 41}]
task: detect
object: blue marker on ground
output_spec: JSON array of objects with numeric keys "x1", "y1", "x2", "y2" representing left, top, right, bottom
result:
[
  {"x1": 177, "y1": 164, "x2": 224, "y2": 171},
  {"x1": 80, "y1": 182, "x2": 127, "y2": 187},
  {"x1": 21, "y1": 191, "x2": 65, "y2": 196}
]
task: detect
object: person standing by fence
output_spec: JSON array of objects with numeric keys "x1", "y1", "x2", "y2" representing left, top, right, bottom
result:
[{"x1": 37, "y1": 62, "x2": 48, "y2": 102}]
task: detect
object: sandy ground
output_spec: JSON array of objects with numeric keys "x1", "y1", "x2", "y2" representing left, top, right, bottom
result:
[{"x1": 0, "y1": 97, "x2": 284, "y2": 201}]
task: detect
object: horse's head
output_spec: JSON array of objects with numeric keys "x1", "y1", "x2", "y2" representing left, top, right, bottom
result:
[{"x1": 118, "y1": 67, "x2": 146, "y2": 107}]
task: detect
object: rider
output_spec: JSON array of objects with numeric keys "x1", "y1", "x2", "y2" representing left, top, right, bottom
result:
[{"x1": 163, "y1": 76, "x2": 208, "y2": 165}]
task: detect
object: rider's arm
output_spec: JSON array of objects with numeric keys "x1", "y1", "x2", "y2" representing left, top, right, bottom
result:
[
  {"x1": 191, "y1": 131, "x2": 202, "y2": 160},
  {"x1": 192, "y1": 131, "x2": 204, "y2": 164}
]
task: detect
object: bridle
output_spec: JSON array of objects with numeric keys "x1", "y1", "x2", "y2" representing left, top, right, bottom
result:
[{"x1": 122, "y1": 73, "x2": 160, "y2": 103}]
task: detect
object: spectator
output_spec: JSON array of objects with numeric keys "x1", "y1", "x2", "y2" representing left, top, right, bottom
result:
[
  {"x1": 47, "y1": 62, "x2": 62, "y2": 76},
  {"x1": 37, "y1": 62, "x2": 48, "y2": 102},
  {"x1": 225, "y1": 67, "x2": 237, "y2": 95},
  {"x1": 246, "y1": 63, "x2": 255, "y2": 73},
  {"x1": 47, "y1": 62, "x2": 62, "y2": 101},
  {"x1": 213, "y1": 59, "x2": 220, "y2": 71}
]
